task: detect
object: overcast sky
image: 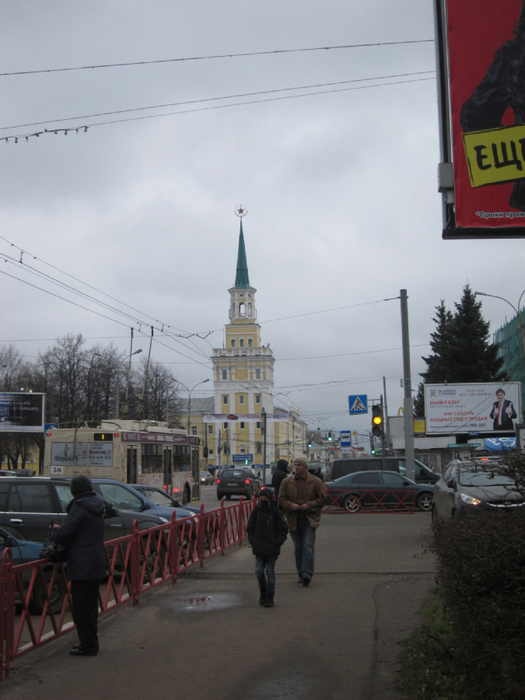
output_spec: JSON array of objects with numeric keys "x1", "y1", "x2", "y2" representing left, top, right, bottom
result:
[{"x1": 1, "y1": 1, "x2": 524, "y2": 445}]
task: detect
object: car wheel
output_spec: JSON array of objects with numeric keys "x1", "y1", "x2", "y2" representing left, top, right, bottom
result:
[
  {"x1": 217, "y1": 491, "x2": 223, "y2": 500},
  {"x1": 182, "y1": 487, "x2": 190, "y2": 505},
  {"x1": 246, "y1": 489, "x2": 253, "y2": 500},
  {"x1": 342, "y1": 495, "x2": 361, "y2": 513},
  {"x1": 416, "y1": 492, "x2": 433, "y2": 512},
  {"x1": 29, "y1": 568, "x2": 68, "y2": 615}
]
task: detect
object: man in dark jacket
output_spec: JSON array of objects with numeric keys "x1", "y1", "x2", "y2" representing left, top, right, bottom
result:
[
  {"x1": 247, "y1": 488, "x2": 288, "y2": 608},
  {"x1": 52, "y1": 475, "x2": 106, "y2": 656},
  {"x1": 271, "y1": 459, "x2": 289, "y2": 496}
]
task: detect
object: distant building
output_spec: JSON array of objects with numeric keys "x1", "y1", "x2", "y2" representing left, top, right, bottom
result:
[
  {"x1": 494, "y1": 311, "x2": 525, "y2": 415},
  {"x1": 182, "y1": 216, "x2": 307, "y2": 470}
]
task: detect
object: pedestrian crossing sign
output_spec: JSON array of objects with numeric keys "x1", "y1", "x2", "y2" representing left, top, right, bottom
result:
[{"x1": 349, "y1": 395, "x2": 368, "y2": 414}]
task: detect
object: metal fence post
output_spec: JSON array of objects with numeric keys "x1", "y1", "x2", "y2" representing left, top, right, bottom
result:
[
  {"x1": 238, "y1": 497, "x2": 244, "y2": 546},
  {"x1": 0, "y1": 549, "x2": 14, "y2": 680},
  {"x1": 170, "y1": 510, "x2": 179, "y2": 584},
  {"x1": 220, "y1": 500, "x2": 225, "y2": 554},
  {"x1": 131, "y1": 520, "x2": 140, "y2": 605},
  {"x1": 198, "y1": 503, "x2": 205, "y2": 567}
]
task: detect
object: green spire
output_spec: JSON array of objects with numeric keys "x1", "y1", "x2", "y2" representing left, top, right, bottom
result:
[{"x1": 234, "y1": 220, "x2": 250, "y2": 288}]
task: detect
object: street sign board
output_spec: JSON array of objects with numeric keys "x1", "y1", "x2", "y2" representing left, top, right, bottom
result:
[
  {"x1": 349, "y1": 395, "x2": 368, "y2": 415},
  {"x1": 233, "y1": 454, "x2": 253, "y2": 462},
  {"x1": 340, "y1": 430, "x2": 351, "y2": 447}
]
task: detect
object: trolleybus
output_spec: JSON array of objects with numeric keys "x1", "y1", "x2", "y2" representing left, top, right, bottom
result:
[{"x1": 43, "y1": 422, "x2": 200, "y2": 504}]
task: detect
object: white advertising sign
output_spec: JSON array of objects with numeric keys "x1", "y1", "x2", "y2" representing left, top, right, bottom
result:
[
  {"x1": 50, "y1": 442, "x2": 114, "y2": 467},
  {"x1": 202, "y1": 413, "x2": 289, "y2": 423},
  {"x1": 424, "y1": 382, "x2": 522, "y2": 435}
]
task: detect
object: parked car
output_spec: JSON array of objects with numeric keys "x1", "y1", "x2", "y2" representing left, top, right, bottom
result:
[
  {"x1": 329, "y1": 457, "x2": 439, "y2": 485},
  {"x1": 131, "y1": 484, "x2": 200, "y2": 515},
  {"x1": 200, "y1": 471, "x2": 214, "y2": 486},
  {"x1": 0, "y1": 476, "x2": 167, "y2": 545},
  {"x1": 0, "y1": 525, "x2": 67, "y2": 614},
  {"x1": 216, "y1": 468, "x2": 262, "y2": 500},
  {"x1": 432, "y1": 459, "x2": 524, "y2": 520},
  {"x1": 81, "y1": 478, "x2": 196, "y2": 522},
  {"x1": 325, "y1": 471, "x2": 434, "y2": 512}
]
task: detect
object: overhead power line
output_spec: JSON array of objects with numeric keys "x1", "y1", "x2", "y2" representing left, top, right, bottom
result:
[
  {"x1": 0, "y1": 74, "x2": 434, "y2": 143},
  {"x1": 0, "y1": 40, "x2": 434, "y2": 78},
  {"x1": 0, "y1": 71, "x2": 434, "y2": 133}
]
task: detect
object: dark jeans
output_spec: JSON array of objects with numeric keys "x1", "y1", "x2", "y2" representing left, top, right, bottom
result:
[
  {"x1": 290, "y1": 519, "x2": 316, "y2": 580},
  {"x1": 255, "y1": 555, "x2": 278, "y2": 596},
  {"x1": 71, "y1": 579, "x2": 100, "y2": 650}
]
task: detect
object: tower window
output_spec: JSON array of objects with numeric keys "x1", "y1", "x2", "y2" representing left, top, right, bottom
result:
[
  {"x1": 239, "y1": 338, "x2": 244, "y2": 348},
  {"x1": 208, "y1": 425, "x2": 213, "y2": 434},
  {"x1": 240, "y1": 422, "x2": 245, "y2": 429},
  {"x1": 248, "y1": 338, "x2": 253, "y2": 347},
  {"x1": 231, "y1": 339, "x2": 236, "y2": 348},
  {"x1": 239, "y1": 302, "x2": 245, "y2": 316},
  {"x1": 255, "y1": 395, "x2": 261, "y2": 404},
  {"x1": 239, "y1": 395, "x2": 245, "y2": 405},
  {"x1": 255, "y1": 369, "x2": 261, "y2": 379},
  {"x1": 223, "y1": 422, "x2": 228, "y2": 429},
  {"x1": 223, "y1": 395, "x2": 228, "y2": 405},
  {"x1": 191, "y1": 426, "x2": 197, "y2": 436},
  {"x1": 222, "y1": 369, "x2": 227, "y2": 380}
]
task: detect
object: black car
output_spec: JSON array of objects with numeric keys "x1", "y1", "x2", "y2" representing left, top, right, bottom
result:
[
  {"x1": 216, "y1": 468, "x2": 262, "y2": 500},
  {"x1": 0, "y1": 476, "x2": 166, "y2": 545},
  {"x1": 325, "y1": 471, "x2": 434, "y2": 512},
  {"x1": 432, "y1": 459, "x2": 524, "y2": 520},
  {"x1": 329, "y1": 457, "x2": 439, "y2": 485}
]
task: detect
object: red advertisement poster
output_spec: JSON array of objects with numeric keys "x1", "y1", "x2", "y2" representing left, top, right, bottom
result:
[{"x1": 448, "y1": 0, "x2": 525, "y2": 230}]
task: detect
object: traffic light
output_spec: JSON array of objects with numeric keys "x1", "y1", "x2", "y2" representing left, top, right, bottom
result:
[
  {"x1": 308, "y1": 440, "x2": 312, "y2": 449},
  {"x1": 371, "y1": 405, "x2": 383, "y2": 437},
  {"x1": 244, "y1": 458, "x2": 249, "y2": 465},
  {"x1": 327, "y1": 432, "x2": 333, "y2": 441}
]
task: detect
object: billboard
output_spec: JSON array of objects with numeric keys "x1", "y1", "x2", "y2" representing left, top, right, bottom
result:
[
  {"x1": 50, "y1": 442, "x2": 113, "y2": 469},
  {"x1": 424, "y1": 382, "x2": 522, "y2": 434},
  {"x1": 0, "y1": 392, "x2": 44, "y2": 432},
  {"x1": 436, "y1": 0, "x2": 525, "y2": 237}
]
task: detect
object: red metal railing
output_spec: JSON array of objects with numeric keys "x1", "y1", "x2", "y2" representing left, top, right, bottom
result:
[
  {"x1": 0, "y1": 497, "x2": 255, "y2": 680},
  {"x1": 323, "y1": 488, "x2": 415, "y2": 514}
]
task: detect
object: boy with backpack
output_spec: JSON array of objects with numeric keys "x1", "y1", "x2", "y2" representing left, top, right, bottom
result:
[{"x1": 247, "y1": 487, "x2": 288, "y2": 608}]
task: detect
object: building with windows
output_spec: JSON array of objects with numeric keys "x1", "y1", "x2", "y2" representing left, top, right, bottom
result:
[
  {"x1": 494, "y1": 311, "x2": 525, "y2": 415},
  {"x1": 183, "y1": 217, "x2": 307, "y2": 470}
]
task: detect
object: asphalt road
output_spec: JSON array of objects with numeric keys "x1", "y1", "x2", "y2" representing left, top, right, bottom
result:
[{"x1": 2, "y1": 508, "x2": 435, "y2": 700}]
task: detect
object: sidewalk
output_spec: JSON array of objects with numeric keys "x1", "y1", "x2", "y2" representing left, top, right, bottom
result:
[{"x1": 1, "y1": 513, "x2": 435, "y2": 700}]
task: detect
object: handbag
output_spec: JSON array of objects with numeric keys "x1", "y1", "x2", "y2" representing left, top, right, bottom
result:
[{"x1": 39, "y1": 533, "x2": 68, "y2": 563}]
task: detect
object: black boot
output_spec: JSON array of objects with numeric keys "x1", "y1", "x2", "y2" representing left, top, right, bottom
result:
[
  {"x1": 264, "y1": 594, "x2": 274, "y2": 608},
  {"x1": 259, "y1": 589, "x2": 267, "y2": 606}
]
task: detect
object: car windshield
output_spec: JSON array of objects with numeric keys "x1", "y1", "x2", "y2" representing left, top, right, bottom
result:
[
  {"x1": 459, "y1": 469, "x2": 516, "y2": 487},
  {"x1": 221, "y1": 470, "x2": 245, "y2": 479},
  {"x1": 142, "y1": 489, "x2": 173, "y2": 506}
]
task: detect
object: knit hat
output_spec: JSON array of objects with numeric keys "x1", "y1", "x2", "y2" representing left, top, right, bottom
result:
[
  {"x1": 259, "y1": 488, "x2": 275, "y2": 501},
  {"x1": 293, "y1": 456, "x2": 309, "y2": 469}
]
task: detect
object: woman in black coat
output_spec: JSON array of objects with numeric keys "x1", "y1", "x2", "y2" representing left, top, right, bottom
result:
[{"x1": 52, "y1": 475, "x2": 106, "y2": 656}]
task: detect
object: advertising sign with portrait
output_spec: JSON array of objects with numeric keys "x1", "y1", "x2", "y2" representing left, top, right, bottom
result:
[{"x1": 424, "y1": 382, "x2": 522, "y2": 434}]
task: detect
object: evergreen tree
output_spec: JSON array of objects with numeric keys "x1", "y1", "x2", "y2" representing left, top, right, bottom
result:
[{"x1": 414, "y1": 285, "x2": 507, "y2": 416}]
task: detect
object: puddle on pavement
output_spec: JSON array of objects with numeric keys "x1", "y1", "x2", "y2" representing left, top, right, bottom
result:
[{"x1": 163, "y1": 592, "x2": 241, "y2": 613}]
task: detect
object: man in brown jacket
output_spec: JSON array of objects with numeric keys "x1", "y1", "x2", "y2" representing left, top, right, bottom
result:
[{"x1": 278, "y1": 456, "x2": 326, "y2": 586}]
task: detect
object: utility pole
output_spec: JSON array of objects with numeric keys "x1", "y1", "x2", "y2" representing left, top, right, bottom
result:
[
  {"x1": 262, "y1": 407, "x2": 267, "y2": 486},
  {"x1": 400, "y1": 289, "x2": 415, "y2": 481}
]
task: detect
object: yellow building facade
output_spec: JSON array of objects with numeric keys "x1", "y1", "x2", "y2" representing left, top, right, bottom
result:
[{"x1": 186, "y1": 218, "x2": 307, "y2": 470}]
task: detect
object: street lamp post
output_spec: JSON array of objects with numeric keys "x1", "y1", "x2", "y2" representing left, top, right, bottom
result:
[
  {"x1": 176, "y1": 379, "x2": 210, "y2": 435},
  {"x1": 475, "y1": 290, "x2": 525, "y2": 367}
]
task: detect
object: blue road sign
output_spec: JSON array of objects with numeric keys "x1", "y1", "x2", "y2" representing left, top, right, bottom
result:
[{"x1": 349, "y1": 395, "x2": 368, "y2": 415}]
